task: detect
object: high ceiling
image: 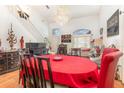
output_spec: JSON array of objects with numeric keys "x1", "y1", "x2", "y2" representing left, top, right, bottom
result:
[
  {"x1": 64, "y1": 5, "x2": 100, "y2": 18},
  {"x1": 29, "y1": 5, "x2": 101, "y2": 23}
]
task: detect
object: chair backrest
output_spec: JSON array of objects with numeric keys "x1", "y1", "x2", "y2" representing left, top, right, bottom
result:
[
  {"x1": 101, "y1": 48, "x2": 119, "y2": 62},
  {"x1": 36, "y1": 56, "x2": 54, "y2": 88},
  {"x1": 20, "y1": 54, "x2": 54, "y2": 88},
  {"x1": 57, "y1": 44, "x2": 67, "y2": 55},
  {"x1": 71, "y1": 48, "x2": 81, "y2": 56},
  {"x1": 20, "y1": 54, "x2": 37, "y2": 88},
  {"x1": 98, "y1": 51, "x2": 123, "y2": 88}
]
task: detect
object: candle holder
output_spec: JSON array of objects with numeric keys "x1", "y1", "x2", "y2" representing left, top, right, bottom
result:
[{"x1": 7, "y1": 24, "x2": 17, "y2": 50}]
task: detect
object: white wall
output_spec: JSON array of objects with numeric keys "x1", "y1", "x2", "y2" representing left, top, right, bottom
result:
[
  {"x1": 0, "y1": 6, "x2": 48, "y2": 50},
  {"x1": 0, "y1": 6, "x2": 36, "y2": 50},
  {"x1": 49, "y1": 15, "x2": 100, "y2": 52},
  {"x1": 48, "y1": 6, "x2": 124, "y2": 83},
  {"x1": 48, "y1": 23, "x2": 61, "y2": 52},
  {"x1": 62, "y1": 15, "x2": 100, "y2": 39},
  {"x1": 9, "y1": 6, "x2": 49, "y2": 41},
  {"x1": 99, "y1": 6, "x2": 122, "y2": 47},
  {"x1": 28, "y1": 6, "x2": 49, "y2": 38},
  {"x1": 99, "y1": 5, "x2": 124, "y2": 83}
]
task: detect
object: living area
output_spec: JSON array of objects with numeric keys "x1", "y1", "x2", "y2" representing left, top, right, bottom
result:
[{"x1": 0, "y1": 5, "x2": 124, "y2": 88}]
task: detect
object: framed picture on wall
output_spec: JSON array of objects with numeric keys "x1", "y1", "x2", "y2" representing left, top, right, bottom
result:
[
  {"x1": 61, "y1": 34, "x2": 71, "y2": 43},
  {"x1": 107, "y1": 9, "x2": 119, "y2": 37}
]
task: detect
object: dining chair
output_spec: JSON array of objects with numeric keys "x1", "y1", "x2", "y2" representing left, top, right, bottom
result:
[
  {"x1": 71, "y1": 48, "x2": 81, "y2": 56},
  {"x1": 57, "y1": 44, "x2": 67, "y2": 55},
  {"x1": 36, "y1": 56, "x2": 54, "y2": 88},
  {"x1": 19, "y1": 54, "x2": 28, "y2": 88},
  {"x1": 81, "y1": 51, "x2": 123, "y2": 88},
  {"x1": 101, "y1": 48, "x2": 119, "y2": 62},
  {"x1": 82, "y1": 48, "x2": 91, "y2": 58},
  {"x1": 91, "y1": 48, "x2": 119, "y2": 68},
  {"x1": 19, "y1": 53, "x2": 54, "y2": 88},
  {"x1": 19, "y1": 54, "x2": 37, "y2": 88},
  {"x1": 98, "y1": 51, "x2": 123, "y2": 88}
]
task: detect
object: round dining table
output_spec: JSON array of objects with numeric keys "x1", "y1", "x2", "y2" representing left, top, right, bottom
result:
[{"x1": 38, "y1": 54, "x2": 99, "y2": 88}]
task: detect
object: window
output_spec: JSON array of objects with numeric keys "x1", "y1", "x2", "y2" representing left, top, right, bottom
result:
[
  {"x1": 73, "y1": 29, "x2": 91, "y2": 48},
  {"x1": 52, "y1": 28, "x2": 61, "y2": 36},
  {"x1": 73, "y1": 36, "x2": 91, "y2": 48},
  {"x1": 73, "y1": 29, "x2": 91, "y2": 35}
]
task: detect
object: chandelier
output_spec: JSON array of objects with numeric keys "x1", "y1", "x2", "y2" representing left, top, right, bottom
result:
[{"x1": 54, "y1": 6, "x2": 69, "y2": 26}]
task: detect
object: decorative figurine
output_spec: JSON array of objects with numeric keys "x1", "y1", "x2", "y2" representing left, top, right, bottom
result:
[
  {"x1": 7, "y1": 24, "x2": 17, "y2": 50},
  {"x1": 20, "y1": 36, "x2": 24, "y2": 49}
]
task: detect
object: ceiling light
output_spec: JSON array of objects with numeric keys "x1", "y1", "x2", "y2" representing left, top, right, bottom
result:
[{"x1": 54, "y1": 6, "x2": 69, "y2": 26}]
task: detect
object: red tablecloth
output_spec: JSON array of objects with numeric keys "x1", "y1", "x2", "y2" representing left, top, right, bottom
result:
[{"x1": 21, "y1": 55, "x2": 98, "y2": 88}]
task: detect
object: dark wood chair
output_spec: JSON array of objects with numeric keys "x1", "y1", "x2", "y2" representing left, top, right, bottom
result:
[
  {"x1": 57, "y1": 44, "x2": 67, "y2": 55},
  {"x1": 19, "y1": 54, "x2": 54, "y2": 88},
  {"x1": 36, "y1": 56, "x2": 54, "y2": 88},
  {"x1": 71, "y1": 48, "x2": 81, "y2": 56},
  {"x1": 19, "y1": 54, "x2": 27, "y2": 87},
  {"x1": 19, "y1": 54, "x2": 37, "y2": 88}
]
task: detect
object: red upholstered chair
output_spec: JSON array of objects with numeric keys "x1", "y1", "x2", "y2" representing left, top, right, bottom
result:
[
  {"x1": 98, "y1": 48, "x2": 119, "y2": 68},
  {"x1": 98, "y1": 51, "x2": 123, "y2": 88},
  {"x1": 101, "y1": 48, "x2": 119, "y2": 62},
  {"x1": 80, "y1": 50, "x2": 123, "y2": 88}
]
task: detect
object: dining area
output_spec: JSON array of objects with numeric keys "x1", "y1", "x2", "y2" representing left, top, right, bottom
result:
[
  {"x1": 18, "y1": 48, "x2": 123, "y2": 88},
  {"x1": 0, "y1": 5, "x2": 124, "y2": 90}
]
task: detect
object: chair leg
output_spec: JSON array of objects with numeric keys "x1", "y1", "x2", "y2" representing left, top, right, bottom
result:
[
  {"x1": 23, "y1": 75, "x2": 27, "y2": 88},
  {"x1": 18, "y1": 71, "x2": 21, "y2": 84}
]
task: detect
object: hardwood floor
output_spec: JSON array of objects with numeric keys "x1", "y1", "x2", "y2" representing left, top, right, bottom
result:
[
  {"x1": 0, "y1": 70, "x2": 124, "y2": 88},
  {"x1": 0, "y1": 70, "x2": 19, "y2": 88},
  {"x1": 114, "y1": 80, "x2": 124, "y2": 88}
]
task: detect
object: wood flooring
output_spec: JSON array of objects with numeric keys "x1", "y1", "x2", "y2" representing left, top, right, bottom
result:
[
  {"x1": 0, "y1": 70, "x2": 124, "y2": 88},
  {"x1": 0, "y1": 70, "x2": 19, "y2": 88}
]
